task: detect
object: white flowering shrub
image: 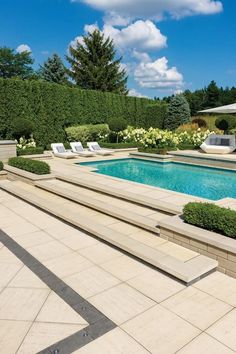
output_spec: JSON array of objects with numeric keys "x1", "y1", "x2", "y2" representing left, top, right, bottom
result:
[
  {"x1": 119, "y1": 126, "x2": 215, "y2": 149},
  {"x1": 17, "y1": 136, "x2": 36, "y2": 150}
]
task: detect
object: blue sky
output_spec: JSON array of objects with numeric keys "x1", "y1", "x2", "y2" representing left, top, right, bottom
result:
[{"x1": 0, "y1": 0, "x2": 235, "y2": 98}]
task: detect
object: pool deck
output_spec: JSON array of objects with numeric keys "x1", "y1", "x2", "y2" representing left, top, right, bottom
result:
[
  {"x1": 1, "y1": 189, "x2": 236, "y2": 353},
  {"x1": 1, "y1": 151, "x2": 236, "y2": 353},
  {"x1": 42, "y1": 151, "x2": 236, "y2": 210}
]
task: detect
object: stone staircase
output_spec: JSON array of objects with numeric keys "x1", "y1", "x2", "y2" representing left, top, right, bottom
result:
[{"x1": 0, "y1": 179, "x2": 218, "y2": 284}]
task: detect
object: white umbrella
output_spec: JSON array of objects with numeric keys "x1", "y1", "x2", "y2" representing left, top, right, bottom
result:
[{"x1": 198, "y1": 103, "x2": 236, "y2": 114}]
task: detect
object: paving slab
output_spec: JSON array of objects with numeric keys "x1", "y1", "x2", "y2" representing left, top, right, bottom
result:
[
  {"x1": 73, "y1": 328, "x2": 149, "y2": 354},
  {"x1": 162, "y1": 286, "x2": 232, "y2": 330},
  {"x1": 177, "y1": 332, "x2": 235, "y2": 354},
  {"x1": 0, "y1": 287, "x2": 49, "y2": 321},
  {"x1": 207, "y1": 308, "x2": 236, "y2": 351},
  {"x1": 89, "y1": 283, "x2": 155, "y2": 325},
  {"x1": 0, "y1": 320, "x2": 32, "y2": 354},
  {"x1": 121, "y1": 304, "x2": 200, "y2": 354}
]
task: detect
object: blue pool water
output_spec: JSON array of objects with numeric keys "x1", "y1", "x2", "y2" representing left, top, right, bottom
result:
[{"x1": 79, "y1": 158, "x2": 236, "y2": 201}]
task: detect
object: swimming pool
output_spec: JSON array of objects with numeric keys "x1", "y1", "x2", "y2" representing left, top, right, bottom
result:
[{"x1": 79, "y1": 158, "x2": 236, "y2": 201}]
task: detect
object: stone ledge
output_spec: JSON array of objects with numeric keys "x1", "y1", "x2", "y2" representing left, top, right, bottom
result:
[
  {"x1": 0, "y1": 140, "x2": 17, "y2": 145},
  {"x1": 159, "y1": 215, "x2": 236, "y2": 278},
  {"x1": 159, "y1": 215, "x2": 236, "y2": 254},
  {"x1": 130, "y1": 151, "x2": 173, "y2": 161},
  {"x1": 4, "y1": 165, "x2": 55, "y2": 184}
]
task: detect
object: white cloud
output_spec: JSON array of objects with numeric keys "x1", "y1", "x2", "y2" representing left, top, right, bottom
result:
[
  {"x1": 134, "y1": 56, "x2": 183, "y2": 90},
  {"x1": 84, "y1": 23, "x2": 99, "y2": 33},
  {"x1": 78, "y1": 0, "x2": 223, "y2": 21},
  {"x1": 103, "y1": 20, "x2": 167, "y2": 51},
  {"x1": 128, "y1": 88, "x2": 148, "y2": 98},
  {"x1": 16, "y1": 44, "x2": 31, "y2": 53},
  {"x1": 69, "y1": 35, "x2": 84, "y2": 49}
]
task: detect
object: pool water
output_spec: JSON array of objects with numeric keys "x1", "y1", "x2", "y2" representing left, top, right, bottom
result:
[{"x1": 79, "y1": 158, "x2": 236, "y2": 201}]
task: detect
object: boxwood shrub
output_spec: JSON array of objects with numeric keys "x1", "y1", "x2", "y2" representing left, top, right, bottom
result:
[
  {"x1": 0, "y1": 161, "x2": 3, "y2": 171},
  {"x1": 8, "y1": 157, "x2": 50, "y2": 175},
  {"x1": 66, "y1": 124, "x2": 110, "y2": 144},
  {"x1": 17, "y1": 147, "x2": 44, "y2": 156},
  {"x1": 183, "y1": 202, "x2": 236, "y2": 238}
]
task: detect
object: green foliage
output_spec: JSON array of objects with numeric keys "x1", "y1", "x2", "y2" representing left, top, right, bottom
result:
[
  {"x1": 145, "y1": 103, "x2": 168, "y2": 129},
  {"x1": 107, "y1": 117, "x2": 127, "y2": 132},
  {"x1": 12, "y1": 118, "x2": 34, "y2": 139},
  {"x1": 215, "y1": 115, "x2": 236, "y2": 132},
  {"x1": 0, "y1": 78, "x2": 151, "y2": 147},
  {"x1": 66, "y1": 124, "x2": 110, "y2": 144},
  {"x1": 0, "y1": 161, "x2": 3, "y2": 171},
  {"x1": 17, "y1": 147, "x2": 44, "y2": 156},
  {"x1": 8, "y1": 157, "x2": 50, "y2": 175},
  {"x1": 100, "y1": 142, "x2": 140, "y2": 149},
  {"x1": 40, "y1": 54, "x2": 68, "y2": 84},
  {"x1": 192, "y1": 118, "x2": 208, "y2": 128},
  {"x1": 183, "y1": 202, "x2": 236, "y2": 238},
  {"x1": 192, "y1": 115, "x2": 217, "y2": 130},
  {"x1": 165, "y1": 94, "x2": 191, "y2": 130},
  {"x1": 67, "y1": 30, "x2": 128, "y2": 94},
  {"x1": 0, "y1": 47, "x2": 34, "y2": 79}
]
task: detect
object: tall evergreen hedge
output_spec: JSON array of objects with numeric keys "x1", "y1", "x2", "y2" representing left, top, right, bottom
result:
[
  {"x1": 145, "y1": 103, "x2": 168, "y2": 129},
  {"x1": 0, "y1": 78, "x2": 166, "y2": 147}
]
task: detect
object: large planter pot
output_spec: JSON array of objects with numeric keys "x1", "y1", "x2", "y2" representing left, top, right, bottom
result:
[{"x1": 159, "y1": 215, "x2": 236, "y2": 279}]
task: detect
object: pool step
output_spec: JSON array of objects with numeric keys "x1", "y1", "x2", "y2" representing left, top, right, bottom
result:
[
  {"x1": 0, "y1": 180, "x2": 218, "y2": 285},
  {"x1": 35, "y1": 179, "x2": 167, "y2": 234},
  {"x1": 57, "y1": 174, "x2": 182, "y2": 215}
]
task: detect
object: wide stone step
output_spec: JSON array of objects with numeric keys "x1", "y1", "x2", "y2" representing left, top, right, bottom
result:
[
  {"x1": 57, "y1": 174, "x2": 182, "y2": 215},
  {"x1": 35, "y1": 179, "x2": 162, "y2": 234},
  {"x1": 0, "y1": 180, "x2": 218, "y2": 285}
]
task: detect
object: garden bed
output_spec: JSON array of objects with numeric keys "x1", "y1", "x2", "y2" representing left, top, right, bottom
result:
[
  {"x1": 5, "y1": 165, "x2": 54, "y2": 185},
  {"x1": 159, "y1": 215, "x2": 236, "y2": 278}
]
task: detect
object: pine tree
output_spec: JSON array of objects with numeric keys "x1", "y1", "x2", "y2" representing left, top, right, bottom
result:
[
  {"x1": 204, "y1": 80, "x2": 220, "y2": 108},
  {"x1": 0, "y1": 47, "x2": 34, "y2": 79},
  {"x1": 67, "y1": 30, "x2": 128, "y2": 94},
  {"x1": 40, "y1": 54, "x2": 67, "y2": 84},
  {"x1": 164, "y1": 94, "x2": 191, "y2": 130}
]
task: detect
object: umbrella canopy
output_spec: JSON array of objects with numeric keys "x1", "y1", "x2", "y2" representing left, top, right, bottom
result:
[{"x1": 199, "y1": 103, "x2": 236, "y2": 114}]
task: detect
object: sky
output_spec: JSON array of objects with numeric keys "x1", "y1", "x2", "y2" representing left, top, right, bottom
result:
[{"x1": 0, "y1": 0, "x2": 235, "y2": 98}]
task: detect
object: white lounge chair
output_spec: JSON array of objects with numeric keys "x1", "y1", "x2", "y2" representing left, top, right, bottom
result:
[
  {"x1": 70, "y1": 142, "x2": 94, "y2": 157},
  {"x1": 51, "y1": 143, "x2": 77, "y2": 159},
  {"x1": 200, "y1": 135, "x2": 236, "y2": 154},
  {"x1": 87, "y1": 142, "x2": 113, "y2": 156}
]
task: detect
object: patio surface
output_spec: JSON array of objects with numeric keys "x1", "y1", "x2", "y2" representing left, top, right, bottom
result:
[{"x1": 1, "y1": 189, "x2": 236, "y2": 353}]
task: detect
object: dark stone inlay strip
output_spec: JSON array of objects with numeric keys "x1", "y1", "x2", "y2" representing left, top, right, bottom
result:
[{"x1": 0, "y1": 230, "x2": 116, "y2": 353}]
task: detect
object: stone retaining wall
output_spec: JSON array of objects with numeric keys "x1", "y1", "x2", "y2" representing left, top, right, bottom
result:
[
  {"x1": 159, "y1": 215, "x2": 236, "y2": 279},
  {"x1": 0, "y1": 140, "x2": 17, "y2": 161}
]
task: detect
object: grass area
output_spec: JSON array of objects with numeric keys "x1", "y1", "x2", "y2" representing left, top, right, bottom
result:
[{"x1": 192, "y1": 115, "x2": 217, "y2": 130}]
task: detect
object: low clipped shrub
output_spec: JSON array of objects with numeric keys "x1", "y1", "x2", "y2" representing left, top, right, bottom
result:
[
  {"x1": 192, "y1": 118, "x2": 208, "y2": 128},
  {"x1": 183, "y1": 202, "x2": 236, "y2": 238},
  {"x1": 17, "y1": 147, "x2": 44, "y2": 156},
  {"x1": 66, "y1": 124, "x2": 110, "y2": 144},
  {"x1": 215, "y1": 115, "x2": 236, "y2": 132},
  {"x1": 0, "y1": 161, "x2": 3, "y2": 171},
  {"x1": 12, "y1": 118, "x2": 35, "y2": 140},
  {"x1": 100, "y1": 142, "x2": 140, "y2": 149},
  {"x1": 8, "y1": 157, "x2": 50, "y2": 175}
]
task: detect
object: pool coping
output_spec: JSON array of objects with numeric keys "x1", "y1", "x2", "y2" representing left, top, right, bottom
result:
[{"x1": 75, "y1": 156, "x2": 236, "y2": 204}]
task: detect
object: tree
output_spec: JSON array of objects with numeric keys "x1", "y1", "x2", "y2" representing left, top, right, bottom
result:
[
  {"x1": 67, "y1": 30, "x2": 128, "y2": 94},
  {"x1": 0, "y1": 47, "x2": 34, "y2": 79},
  {"x1": 203, "y1": 80, "x2": 221, "y2": 108},
  {"x1": 40, "y1": 54, "x2": 68, "y2": 84},
  {"x1": 164, "y1": 94, "x2": 191, "y2": 130}
]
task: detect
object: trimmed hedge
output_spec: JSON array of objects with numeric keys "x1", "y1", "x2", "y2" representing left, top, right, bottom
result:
[
  {"x1": 8, "y1": 157, "x2": 50, "y2": 175},
  {"x1": 66, "y1": 124, "x2": 110, "y2": 144},
  {"x1": 145, "y1": 103, "x2": 168, "y2": 129},
  {"x1": 99, "y1": 142, "x2": 140, "y2": 148},
  {"x1": 183, "y1": 202, "x2": 236, "y2": 238},
  {"x1": 17, "y1": 147, "x2": 44, "y2": 156},
  {"x1": 0, "y1": 78, "x2": 156, "y2": 147},
  {"x1": 0, "y1": 161, "x2": 3, "y2": 171}
]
